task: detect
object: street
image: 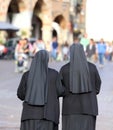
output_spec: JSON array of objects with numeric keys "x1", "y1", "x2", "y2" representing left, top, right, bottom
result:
[{"x1": 0, "y1": 59, "x2": 113, "y2": 130}]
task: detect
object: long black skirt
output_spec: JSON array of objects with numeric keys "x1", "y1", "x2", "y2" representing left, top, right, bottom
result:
[
  {"x1": 62, "y1": 114, "x2": 96, "y2": 130},
  {"x1": 20, "y1": 119, "x2": 58, "y2": 130}
]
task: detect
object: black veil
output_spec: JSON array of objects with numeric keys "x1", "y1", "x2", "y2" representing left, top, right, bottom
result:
[
  {"x1": 25, "y1": 50, "x2": 49, "y2": 105},
  {"x1": 70, "y1": 44, "x2": 92, "y2": 94}
]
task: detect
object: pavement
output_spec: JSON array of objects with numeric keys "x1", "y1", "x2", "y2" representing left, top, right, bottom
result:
[{"x1": 0, "y1": 59, "x2": 113, "y2": 130}]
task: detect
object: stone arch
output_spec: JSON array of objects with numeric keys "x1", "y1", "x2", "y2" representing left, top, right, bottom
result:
[
  {"x1": 5, "y1": 0, "x2": 21, "y2": 38},
  {"x1": 7, "y1": 0, "x2": 20, "y2": 23},
  {"x1": 52, "y1": 22, "x2": 60, "y2": 38},
  {"x1": 31, "y1": 0, "x2": 45, "y2": 39},
  {"x1": 53, "y1": 14, "x2": 67, "y2": 44},
  {"x1": 8, "y1": 0, "x2": 19, "y2": 12},
  {"x1": 33, "y1": 0, "x2": 45, "y2": 17},
  {"x1": 7, "y1": 0, "x2": 27, "y2": 22},
  {"x1": 54, "y1": 14, "x2": 66, "y2": 29},
  {"x1": 52, "y1": 14, "x2": 66, "y2": 37},
  {"x1": 32, "y1": 15, "x2": 42, "y2": 39}
]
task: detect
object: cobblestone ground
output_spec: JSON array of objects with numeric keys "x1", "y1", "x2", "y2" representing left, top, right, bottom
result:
[{"x1": 0, "y1": 60, "x2": 113, "y2": 130}]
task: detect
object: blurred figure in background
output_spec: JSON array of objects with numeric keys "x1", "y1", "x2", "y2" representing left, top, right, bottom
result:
[
  {"x1": 56, "y1": 45, "x2": 63, "y2": 61},
  {"x1": 51, "y1": 37, "x2": 59, "y2": 61},
  {"x1": 86, "y1": 39, "x2": 96, "y2": 63},
  {"x1": 23, "y1": 38, "x2": 33, "y2": 58},
  {"x1": 80, "y1": 33, "x2": 89, "y2": 52},
  {"x1": 105, "y1": 42, "x2": 113, "y2": 62},
  {"x1": 62, "y1": 41, "x2": 69, "y2": 61},
  {"x1": 33, "y1": 38, "x2": 46, "y2": 54},
  {"x1": 96, "y1": 38, "x2": 106, "y2": 67},
  {"x1": 14, "y1": 39, "x2": 29, "y2": 73}
]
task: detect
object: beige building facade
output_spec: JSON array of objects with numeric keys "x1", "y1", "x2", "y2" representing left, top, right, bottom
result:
[{"x1": 0, "y1": 0, "x2": 70, "y2": 44}]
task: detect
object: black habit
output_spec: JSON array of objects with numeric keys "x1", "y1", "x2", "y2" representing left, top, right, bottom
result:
[
  {"x1": 60, "y1": 62, "x2": 101, "y2": 130},
  {"x1": 17, "y1": 69, "x2": 64, "y2": 130},
  {"x1": 17, "y1": 50, "x2": 65, "y2": 130},
  {"x1": 60, "y1": 62, "x2": 101, "y2": 116}
]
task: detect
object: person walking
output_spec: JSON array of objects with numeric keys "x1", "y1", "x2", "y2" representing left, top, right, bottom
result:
[
  {"x1": 86, "y1": 39, "x2": 96, "y2": 63},
  {"x1": 33, "y1": 38, "x2": 46, "y2": 54},
  {"x1": 105, "y1": 42, "x2": 113, "y2": 62},
  {"x1": 14, "y1": 39, "x2": 29, "y2": 73},
  {"x1": 80, "y1": 33, "x2": 89, "y2": 51},
  {"x1": 96, "y1": 38, "x2": 106, "y2": 67},
  {"x1": 62, "y1": 41, "x2": 69, "y2": 61},
  {"x1": 17, "y1": 50, "x2": 64, "y2": 130},
  {"x1": 60, "y1": 44, "x2": 101, "y2": 130},
  {"x1": 51, "y1": 37, "x2": 59, "y2": 60}
]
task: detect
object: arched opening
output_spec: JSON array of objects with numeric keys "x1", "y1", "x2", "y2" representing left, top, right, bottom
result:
[
  {"x1": 52, "y1": 15, "x2": 66, "y2": 37},
  {"x1": 52, "y1": 29, "x2": 57, "y2": 38},
  {"x1": 54, "y1": 15, "x2": 66, "y2": 29},
  {"x1": 52, "y1": 22, "x2": 60, "y2": 38},
  {"x1": 53, "y1": 15, "x2": 66, "y2": 44},
  {"x1": 52, "y1": 15, "x2": 65, "y2": 38},
  {"x1": 31, "y1": 0, "x2": 44, "y2": 39},
  {"x1": 32, "y1": 15, "x2": 42, "y2": 39},
  {"x1": 7, "y1": 0, "x2": 20, "y2": 23},
  {"x1": 6, "y1": 0, "x2": 20, "y2": 38}
]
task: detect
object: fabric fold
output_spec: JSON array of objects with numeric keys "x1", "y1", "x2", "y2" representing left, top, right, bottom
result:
[
  {"x1": 70, "y1": 44, "x2": 92, "y2": 94},
  {"x1": 25, "y1": 50, "x2": 49, "y2": 105}
]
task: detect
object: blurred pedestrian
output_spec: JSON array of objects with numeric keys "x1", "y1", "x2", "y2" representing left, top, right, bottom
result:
[
  {"x1": 17, "y1": 50, "x2": 64, "y2": 130},
  {"x1": 62, "y1": 41, "x2": 69, "y2": 61},
  {"x1": 96, "y1": 38, "x2": 106, "y2": 67},
  {"x1": 14, "y1": 39, "x2": 29, "y2": 73},
  {"x1": 105, "y1": 42, "x2": 113, "y2": 61},
  {"x1": 86, "y1": 39, "x2": 96, "y2": 63},
  {"x1": 23, "y1": 38, "x2": 32, "y2": 58},
  {"x1": 15, "y1": 39, "x2": 29, "y2": 60},
  {"x1": 56, "y1": 45, "x2": 63, "y2": 61},
  {"x1": 80, "y1": 33, "x2": 89, "y2": 51},
  {"x1": 33, "y1": 38, "x2": 45, "y2": 54},
  {"x1": 51, "y1": 37, "x2": 59, "y2": 60},
  {"x1": 60, "y1": 44, "x2": 101, "y2": 130}
]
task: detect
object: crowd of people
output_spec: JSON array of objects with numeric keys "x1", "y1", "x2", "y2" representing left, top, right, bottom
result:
[
  {"x1": 80, "y1": 34, "x2": 113, "y2": 67},
  {"x1": 1, "y1": 34, "x2": 112, "y2": 72},
  {"x1": 17, "y1": 43, "x2": 101, "y2": 130},
  {"x1": 14, "y1": 36, "x2": 69, "y2": 73}
]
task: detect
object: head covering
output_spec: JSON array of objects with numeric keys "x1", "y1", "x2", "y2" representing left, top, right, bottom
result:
[
  {"x1": 25, "y1": 50, "x2": 49, "y2": 105},
  {"x1": 70, "y1": 44, "x2": 92, "y2": 94}
]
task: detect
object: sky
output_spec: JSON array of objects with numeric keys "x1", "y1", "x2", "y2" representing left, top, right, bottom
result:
[{"x1": 86, "y1": 0, "x2": 113, "y2": 41}]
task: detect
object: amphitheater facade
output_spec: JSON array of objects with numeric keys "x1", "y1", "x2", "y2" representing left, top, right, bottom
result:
[{"x1": 0, "y1": 0, "x2": 72, "y2": 44}]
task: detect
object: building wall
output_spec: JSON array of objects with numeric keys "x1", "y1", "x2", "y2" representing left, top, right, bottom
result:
[
  {"x1": 0, "y1": 0, "x2": 70, "y2": 44},
  {"x1": 0, "y1": 0, "x2": 10, "y2": 21}
]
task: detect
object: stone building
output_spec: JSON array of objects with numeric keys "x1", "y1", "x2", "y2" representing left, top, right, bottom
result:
[
  {"x1": 70, "y1": 0, "x2": 86, "y2": 36},
  {"x1": 0, "y1": 0, "x2": 70, "y2": 44}
]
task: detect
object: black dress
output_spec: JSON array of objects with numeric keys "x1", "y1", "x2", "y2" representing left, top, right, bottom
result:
[
  {"x1": 17, "y1": 68, "x2": 64, "y2": 130},
  {"x1": 60, "y1": 62, "x2": 101, "y2": 130}
]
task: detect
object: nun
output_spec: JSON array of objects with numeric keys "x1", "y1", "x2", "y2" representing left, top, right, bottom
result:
[
  {"x1": 60, "y1": 43, "x2": 101, "y2": 130},
  {"x1": 17, "y1": 50, "x2": 64, "y2": 130}
]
